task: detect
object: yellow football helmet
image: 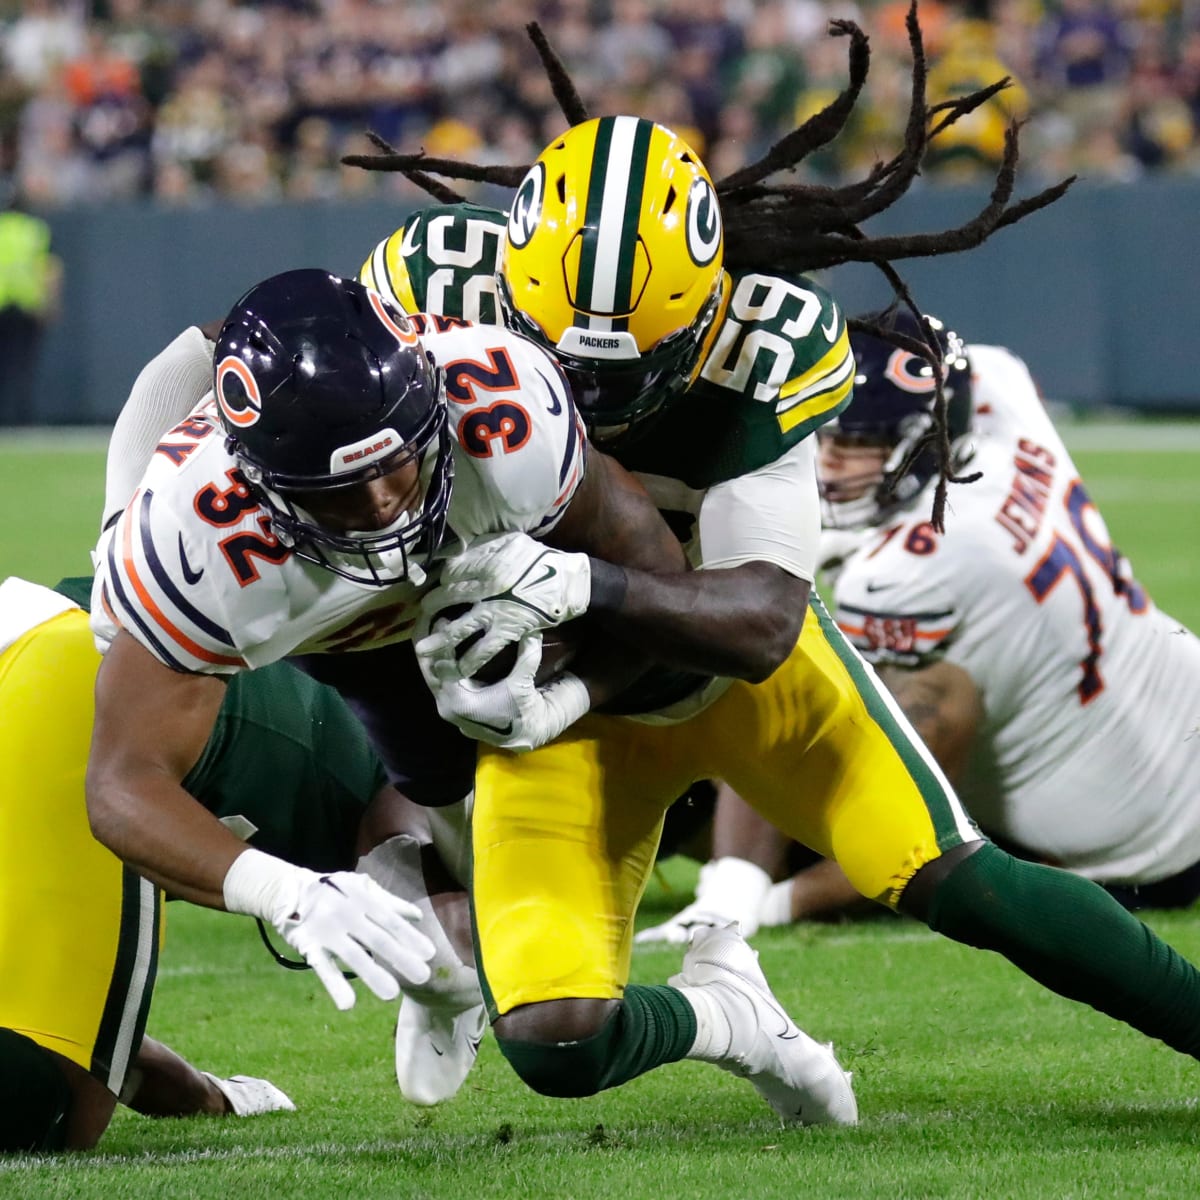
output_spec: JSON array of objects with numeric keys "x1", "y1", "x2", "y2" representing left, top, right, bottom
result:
[{"x1": 499, "y1": 115, "x2": 727, "y2": 440}]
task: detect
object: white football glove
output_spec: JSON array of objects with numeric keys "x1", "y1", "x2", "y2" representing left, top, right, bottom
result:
[
  {"x1": 417, "y1": 531, "x2": 591, "y2": 680},
  {"x1": 223, "y1": 849, "x2": 436, "y2": 1011},
  {"x1": 418, "y1": 631, "x2": 590, "y2": 751}
]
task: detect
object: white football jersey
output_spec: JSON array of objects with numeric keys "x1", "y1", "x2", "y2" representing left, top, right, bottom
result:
[
  {"x1": 91, "y1": 321, "x2": 586, "y2": 675},
  {"x1": 826, "y1": 344, "x2": 1200, "y2": 884}
]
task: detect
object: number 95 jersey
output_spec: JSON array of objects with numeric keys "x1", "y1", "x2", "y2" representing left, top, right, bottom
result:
[
  {"x1": 827, "y1": 344, "x2": 1200, "y2": 884},
  {"x1": 90, "y1": 319, "x2": 586, "y2": 675}
]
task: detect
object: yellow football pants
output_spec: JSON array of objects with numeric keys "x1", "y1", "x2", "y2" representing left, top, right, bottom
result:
[
  {"x1": 473, "y1": 599, "x2": 977, "y2": 1015},
  {"x1": 0, "y1": 610, "x2": 160, "y2": 1094}
]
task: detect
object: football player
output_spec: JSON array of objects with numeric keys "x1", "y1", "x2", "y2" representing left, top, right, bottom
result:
[
  {"x1": 639, "y1": 312, "x2": 1200, "y2": 936},
  {"x1": 85, "y1": 267, "x2": 855, "y2": 1129},
  {"x1": 0, "y1": 572, "x2": 412, "y2": 1151},
  {"x1": 356, "y1": 113, "x2": 1200, "y2": 1114}
]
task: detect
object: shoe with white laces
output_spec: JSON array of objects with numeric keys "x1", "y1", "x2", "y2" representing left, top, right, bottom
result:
[
  {"x1": 201, "y1": 1072, "x2": 296, "y2": 1116},
  {"x1": 395, "y1": 998, "x2": 486, "y2": 1106},
  {"x1": 669, "y1": 923, "x2": 857, "y2": 1126},
  {"x1": 635, "y1": 858, "x2": 773, "y2": 944}
]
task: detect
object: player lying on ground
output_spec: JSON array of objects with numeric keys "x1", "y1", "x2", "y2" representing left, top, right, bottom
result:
[
  {"x1": 0, "y1": 575, "x2": 426, "y2": 1150},
  {"x1": 86, "y1": 267, "x2": 856, "y2": 1129},
  {"x1": 637, "y1": 312, "x2": 1200, "y2": 941}
]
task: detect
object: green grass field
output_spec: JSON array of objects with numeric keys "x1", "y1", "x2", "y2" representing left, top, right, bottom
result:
[{"x1": 2, "y1": 422, "x2": 1200, "y2": 1198}]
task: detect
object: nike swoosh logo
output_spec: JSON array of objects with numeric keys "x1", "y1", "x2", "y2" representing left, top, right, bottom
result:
[
  {"x1": 524, "y1": 563, "x2": 557, "y2": 590},
  {"x1": 400, "y1": 217, "x2": 422, "y2": 257},
  {"x1": 431, "y1": 1044, "x2": 445, "y2": 1057},
  {"x1": 468, "y1": 716, "x2": 514, "y2": 737},
  {"x1": 864, "y1": 581, "x2": 896, "y2": 593},
  {"x1": 178, "y1": 534, "x2": 204, "y2": 585},
  {"x1": 535, "y1": 368, "x2": 562, "y2": 416},
  {"x1": 821, "y1": 313, "x2": 839, "y2": 342}
]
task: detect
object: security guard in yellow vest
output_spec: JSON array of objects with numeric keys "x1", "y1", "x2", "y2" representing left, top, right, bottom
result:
[{"x1": 0, "y1": 204, "x2": 60, "y2": 426}]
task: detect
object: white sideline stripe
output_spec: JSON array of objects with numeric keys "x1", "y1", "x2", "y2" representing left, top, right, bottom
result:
[
  {"x1": 3, "y1": 420, "x2": 1199, "y2": 455},
  {"x1": 1059, "y1": 421, "x2": 1200, "y2": 453},
  {"x1": 156, "y1": 963, "x2": 250, "y2": 978},
  {"x1": 0, "y1": 1139, "x2": 418, "y2": 1173},
  {"x1": 0, "y1": 428, "x2": 111, "y2": 450}
]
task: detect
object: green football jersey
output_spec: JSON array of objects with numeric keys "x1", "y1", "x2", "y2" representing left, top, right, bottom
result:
[
  {"x1": 360, "y1": 202, "x2": 507, "y2": 326},
  {"x1": 364, "y1": 204, "x2": 855, "y2": 711},
  {"x1": 57, "y1": 578, "x2": 384, "y2": 872},
  {"x1": 370, "y1": 204, "x2": 852, "y2": 488}
]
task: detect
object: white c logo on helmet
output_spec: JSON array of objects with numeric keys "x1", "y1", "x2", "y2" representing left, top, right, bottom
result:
[
  {"x1": 884, "y1": 348, "x2": 940, "y2": 395},
  {"x1": 685, "y1": 178, "x2": 721, "y2": 266},
  {"x1": 216, "y1": 356, "x2": 263, "y2": 428},
  {"x1": 508, "y1": 163, "x2": 544, "y2": 249}
]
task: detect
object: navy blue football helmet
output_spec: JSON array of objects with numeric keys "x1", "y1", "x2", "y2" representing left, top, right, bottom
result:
[
  {"x1": 819, "y1": 310, "x2": 974, "y2": 528},
  {"x1": 213, "y1": 268, "x2": 452, "y2": 586}
]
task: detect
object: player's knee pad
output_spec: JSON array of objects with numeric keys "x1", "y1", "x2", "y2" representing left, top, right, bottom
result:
[
  {"x1": 0, "y1": 1029, "x2": 72, "y2": 1152},
  {"x1": 495, "y1": 1011, "x2": 621, "y2": 1099}
]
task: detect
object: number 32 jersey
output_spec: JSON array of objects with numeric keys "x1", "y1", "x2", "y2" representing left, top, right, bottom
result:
[
  {"x1": 827, "y1": 344, "x2": 1200, "y2": 884},
  {"x1": 90, "y1": 319, "x2": 586, "y2": 674}
]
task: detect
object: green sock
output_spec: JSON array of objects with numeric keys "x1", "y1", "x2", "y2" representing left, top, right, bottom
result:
[
  {"x1": 930, "y1": 843, "x2": 1200, "y2": 1058},
  {"x1": 496, "y1": 984, "x2": 697, "y2": 1098}
]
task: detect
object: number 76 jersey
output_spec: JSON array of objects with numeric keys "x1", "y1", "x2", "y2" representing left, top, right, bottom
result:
[
  {"x1": 91, "y1": 318, "x2": 586, "y2": 674},
  {"x1": 828, "y1": 344, "x2": 1200, "y2": 884}
]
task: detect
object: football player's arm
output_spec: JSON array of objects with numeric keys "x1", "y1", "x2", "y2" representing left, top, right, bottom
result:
[
  {"x1": 86, "y1": 630, "x2": 246, "y2": 907},
  {"x1": 875, "y1": 659, "x2": 983, "y2": 782},
  {"x1": 555, "y1": 441, "x2": 815, "y2": 682},
  {"x1": 89, "y1": 632, "x2": 435, "y2": 1008}
]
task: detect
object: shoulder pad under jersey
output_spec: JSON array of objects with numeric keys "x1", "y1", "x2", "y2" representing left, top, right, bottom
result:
[
  {"x1": 359, "y1": 203, "x2": 506, "y2": 325},
  {"x1": 425, "y1": 323, "x2": 587, "y2": 540}
]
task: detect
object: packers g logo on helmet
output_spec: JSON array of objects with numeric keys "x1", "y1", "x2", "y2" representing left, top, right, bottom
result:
[
  {"x1": 685, "y1": 177, "x2": 721, "y2": 266},
  {"x1": 508, "y1": 163, "x2": 544, "y2": 250},
  {"x1": 499, "y1": 115, "x2": 728, "y2": 440}
]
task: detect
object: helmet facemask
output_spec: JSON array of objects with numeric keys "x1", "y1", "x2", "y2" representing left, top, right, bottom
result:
[
  {"x1": 499, "y1": 271, "x2": 722, "y2": 444},
  {"x1": 233, "y1": 402, "x2": 453, "y2": 588},
  {"x1": 820, "y1": 313, "x2": 974, "y2": 531}
]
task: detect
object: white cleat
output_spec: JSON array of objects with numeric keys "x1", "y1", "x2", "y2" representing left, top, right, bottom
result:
[
  {"x1": 669, "y1": 923, "x2": 857, "y2": 1127},
  {"x1": 394, "y1": 997, "x2": 486, "y2": 1106},
  {"x1": 202, "y1": 1072, "x2": 296, "y2": 1117}
]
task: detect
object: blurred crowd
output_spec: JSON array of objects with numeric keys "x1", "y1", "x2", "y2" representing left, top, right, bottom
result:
[{"x1": 2, "y1": 0, "x2": 1199, "y2": 210}]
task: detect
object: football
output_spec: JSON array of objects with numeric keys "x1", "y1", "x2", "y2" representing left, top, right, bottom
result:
[{"x1": 435, "y1": 604, "x2": 579, "y2": 685}]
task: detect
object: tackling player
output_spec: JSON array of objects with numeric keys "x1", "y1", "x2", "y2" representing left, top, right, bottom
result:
[
  {"x1": 0, "y1": 573, "x2": 412, "y2": 1151},
  {"x1": 356, "y1": 107, "x2": 1200, "y2": 1116},
  {"x1": 85, "y1": 268, "x2": 855, "y2": 1129},
  {"x1": 640, "y1": 312, "x2": 1200, "y2": 936}
]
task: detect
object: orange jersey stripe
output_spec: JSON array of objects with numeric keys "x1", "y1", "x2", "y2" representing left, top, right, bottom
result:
[{"x1": 120, "y1": 502, "x2": 245, "y2": 668}]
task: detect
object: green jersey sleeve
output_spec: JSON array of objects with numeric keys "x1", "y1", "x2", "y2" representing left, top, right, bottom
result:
[
  {"x1": 616, "y1": 268, "x2": 853, "y2": 487},
  {"x1": 359, "y1": 202, "x2": 507, "y2": 324}
]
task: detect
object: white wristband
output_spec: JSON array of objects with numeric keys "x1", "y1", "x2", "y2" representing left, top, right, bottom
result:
[
  {"x1": 550, "y1": 671, "x2": 591, "y2": 729},
  {"x1": 222, "y1": 847, "x2": 305, "y2": 920}
]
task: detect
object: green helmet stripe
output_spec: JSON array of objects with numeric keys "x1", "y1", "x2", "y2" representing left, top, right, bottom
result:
[
  {"x1": 610, "y1": 117, "x2": 652, "y2": 333},
  {"x1": 574, "y1": 118, "x2": 613, "y2": 329},
  {"x1": 575, "y1": 116, "x2": 652, "y2": 333}
]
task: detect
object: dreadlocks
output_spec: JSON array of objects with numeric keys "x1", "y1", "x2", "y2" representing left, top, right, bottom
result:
[{"x1": 343, "y1": 5, "x2": 1074, "y2": 530}]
